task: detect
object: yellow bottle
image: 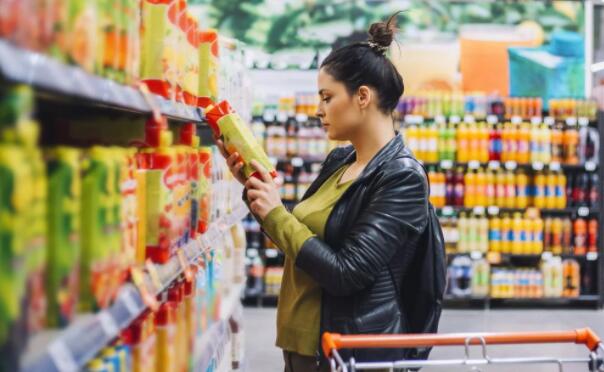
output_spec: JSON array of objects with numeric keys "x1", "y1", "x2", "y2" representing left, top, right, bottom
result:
[
  {"x1": 517, "y1": 122, "x2": 531, "y2": 164},
  {"x1": 556, "y1": 172, "x2": 567, "y2": 209},
  {"x1": 489, "y1": 216, "x2": 502, "y2": 253},
  {"x1": 546, "y1": 172, "x2": 558, "y2": 209},
  {"x1": 512, "y1": 213, "x2": 524, "y2": 254},
  {"x1": 504, "y1": 171, "x2": 516, "y2": 209},
  {"x1": 457, "y1": 122, "x2": 469, "y2": 163},
  {"x1": 479, "y1": 122, "x2": 490, "y2": 163},
  {"x1": 532, "y1": 217, "x2": 544, "y2": 254},
  {"x1": 475, "y1": 168, "x2": 487, "y2": 207},
  {"x1": 496, "y1": 169, "x2": 507, "y2": 207},
  {"x1": 534, "y1": 172, "x2": 547, "y2": 209},
  {"x1": 516, "y1": 170, "x2": 529, "y2": 209},
  {"x1": 468, "y1": 121, "x2": 480, "y2": 161},
  {"x1": 427, "y1": 123, "x2": 439, "y2": 163},
  {"x1": 501, "y1": 214, "x2": 513, "y2": 254},
  {"x1": 486, "y1": 169, "x2": 496, "y2": 206},
  {"x1": 464, "y1": 170, "x2": 477, "y2": 207}
]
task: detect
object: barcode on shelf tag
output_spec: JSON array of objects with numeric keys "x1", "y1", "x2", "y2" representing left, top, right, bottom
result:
[
  {"x1": 541, "y1": 252, "x2": 553, "y2": 261},
  {"x1": 549, "y1": 162, "x2": 561, "y2": 171},
  {"x1": 486, "y1": 115, "x2": 498, "y2": 125},
  {"x1": 464, "y1": 115, "x2": 476, "y2": 123},
  {"x1": 122, "y1": 291, "x2": 139, "y2": 315},
  {"x1": 177, "y1": 249, "x2": 194, "y2": 282},
  {"x1": 505, "y1": 161, "x2": 517, "y2": 170},
  {"x1": 49, "y1": 340, "x2": 78, "y2": 372},
  {"x1": 291, "y1": 157, "x2": 304, "y2": 167},
  {"x1": 578, "y1": 117, "x2": 590, "y2": 127},
  {"x1": 295, "y1": 114, "x2": 308, "y2": 123},
  {"x1": 578, "y1": 207, "x2": 590, "y2": 217},
  {"x1": 468, "y1": 161, "x2": 480, "y2": 170},
  {"x1": 585, "y1": 161, "x2": 597, "y2": 172},
  {"x1": 530, "y1": 117, "x2": 542, "y2": 125},
  {"x1": 544, "y1": 117, "x2": 555, "y2": 126},
  {"x1": 511, "y1": 116, "x2": 522, "y2": 124},
  {"x1": 470, "y1": 251, "x2": 483, "y2": 260},
  {"x1": 532, "y1": 162, "x2": 544, "y2": 171},
  {"x1": 265, "y1": 249, "x2": 279, "y2": 258},
  {"x1": 97, "y1": 312, "x2": 119, "y2": 337},
  {"x1": 566, "y1": 117, "x2": 578, "y2": 126},
  {"x1": 441, "y1": 206, "x2": 454, "y2": 216},
  {"x1": 586, "y1": 252, "x2": 598, "y2": 261},
  {"x1": 449, "y1": 116, "x2": 461, "y2": 124},
  {"x1": 488, "y1": 206, "x2": 500, "y2": 216},
  {"x1": 440, "y1": 160, "x2": 453, "y2": 170},
  {"x1": 488, "y1": 161, "x2": 501, "y2": 170},
  {"x1": 473, "y1": 206, "x2": 485, "y2": 215},
  {"x1": 145, "y1": 259, "x2": 162, "y2": 292}
]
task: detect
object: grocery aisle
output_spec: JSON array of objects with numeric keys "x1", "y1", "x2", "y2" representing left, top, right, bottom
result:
[{"x1": 244, "y1": 307, "x2": 604, "y2": 372}]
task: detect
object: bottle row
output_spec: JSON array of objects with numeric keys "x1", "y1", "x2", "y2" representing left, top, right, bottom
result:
[
  {"x1": 403, "y1": 118, "x2": 599, "y2": 165},
  {"x1": 441, "y1": 213, "x2": 598, "y2": 256},
  {"x1": 449, "y1": 257, "x2": 585, "y2": 299},
  {"x1": 396, "y1": 92, "x2": 598, "y2": 121},
  {"x1": 0, "y1": 86, "x2": 242, "y2": 366},
  {"x1": 428, "y1": 168, "x2": 599, "y2": 209}
]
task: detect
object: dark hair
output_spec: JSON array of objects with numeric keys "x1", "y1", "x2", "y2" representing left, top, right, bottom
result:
[{"x1": 321, "y1": 12, "x2": 404, "y2": 114}]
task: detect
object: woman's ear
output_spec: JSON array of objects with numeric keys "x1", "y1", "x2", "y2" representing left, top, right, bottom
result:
[{"x1": 357, "y1": 85, "x2": 372, "y2": 109}]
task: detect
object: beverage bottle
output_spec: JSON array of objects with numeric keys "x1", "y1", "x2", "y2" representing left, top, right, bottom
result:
[
  {"x1": 458, "y1": 212, "x2": 468, "y2": 253},
  {"x1": 468, "y1": 121, "x2": 480, "y2": 161},
  {"x1": 417, "y1": 122, "x2": 428, "y2": 161},
  {"x1": 457, "y1": 122, "x2": 469, "y2": 163},
  {"x1": 479, "y1": 215, "x2": 489, "y2": 253},
  {"x1": 589, "y1": 173, "x2": 599, "y2": 208},
  {"x1": 573, "y1": 218, "x2": 587, "y2": 255},
  {"x1": 561, "y1": 217, "x2": 573, "y2": 255},
  {"x1": 489, "y1": 216, "x2": 502, "y2": 253},
  {"x1": 543, "y1": 218, "x2": 552, "y2": 252},
  {"x1": 515, "y1": 170, "x2": 529, "y2": 209},
  {"x1": 454, "y1": 167, "x2": 465, "y2": 207},
  {"x1": 468, "y1": 214, "x2": 479, "y2": 253},
  {"x1": 427, "y1": 123, "x2": 439, "y2": 163},
  {"x1": 532, "y1": 217, "x2": 544, "y2": 254},
  {"x1": 566, "y1": 173, "x2": 575, "y2": 207},
  {"x1": 563, "y1": 259, "x2": 580, "y2": 298},
  {"x1": 489, "y1": 123, "x2": 502, "y2": 161},
  {"x1": 495, "y1": 169, "x2": 506, "y2": 207},
  {"x1": 573, "y1": 173, "x2": 589, "y2": 207},
  {"x1": 517, "y1": 122, "x2": 531, "y2": 164},
  {"x1": 475, "y1": 168, "x2": 487, "y2": 207},
  {"x1": 479, "y1": 122, "x2": 490, "y2": 162},
  {"x1": 464, "y1": 170, "x2": 476, "y2": 207},
  {"x1": 539, "y1": 122, "x2": 552, "y2": 164},
  {"x1": 405, "y1": 123, "x2": 420, "y2": 156},
  {"x1": 545, "y1": 172, "x2": 558, "y2": 209},
  {"x1": 563, "y1": 125, "x2": 579, "y2": 165},
  {"x1": 428, "y1": 167, "x2": 437, "y2": 206},
  {"x1": 445, "y1": 122, "x2": 457, "y2": 161},
  {"x1": 501, "y1": 122, "x2": 512, "y2": 162},
  {"x1": 553, "y1": 257, "x2": 564, "y2": 297},
  {"x1": 445, "y1": 169, "x2": 455, "y2": 205},
  {"x1": 511, "y1": 122, "x2": 521, "y2": 163},
  {"x1": 504, "y1": 170, "x2": 516, "y2": 208},
  {"x1": 551, "y1": 218, "x2": 563, "y2": 255},
  {"x1": 534, "y1": 172, "x2": 547, "y2": 208},
  {"x1": 555, "y1": 172, "x2": 567, "y2": 209},
  {"x1": 551, "y1": 123, "x2": 564, "y2": 163},
  {"x1": 511, "y1": 213, "x2": 524, "y2": 254},
  {"x1": 485, "y1": 169, "x2": 496, "y2": 206},
  {"x1": 588, "y1": 219, "x2": 598, "y2": 253},
  {"x1": 530, "y1": 120, "x2": 541, "y2": 164},
  {"x1": 436, "y1": 170, "x2": 446, "y2": 208},
  {"x1": 501, "y1": 213, "x2": 513, "y2": 254}
]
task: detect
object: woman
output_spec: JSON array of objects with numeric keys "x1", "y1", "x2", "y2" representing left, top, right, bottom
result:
[{"x1": 219, "y1": 14, "x2": 430, "y2": 371}]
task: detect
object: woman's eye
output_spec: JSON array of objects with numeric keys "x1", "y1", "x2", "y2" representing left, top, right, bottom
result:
[{"x1": 322, "y1": 97, "x2": 331, "y2": 103}]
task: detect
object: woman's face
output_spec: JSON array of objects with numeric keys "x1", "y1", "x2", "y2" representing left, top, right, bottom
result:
[{"x1": 316, "y1": 68, "x2": 364, "y2": 141}]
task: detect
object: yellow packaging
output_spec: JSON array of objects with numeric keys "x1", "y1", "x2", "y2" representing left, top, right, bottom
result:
[
  {"x1": 140, "y1": 0, "x2": 172, "y2": 97},
  {"x1": 197, "y1": 29, "x2": 219, "y2": 108}
]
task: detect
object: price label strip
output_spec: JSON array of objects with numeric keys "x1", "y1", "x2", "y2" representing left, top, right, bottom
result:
[
  {"x1": 177, "y1": 249, "x2": 194, "y2": 282},
  {"x1": 145, "y1": 259, "x2": 162, "y2": 293},
  {"x1": 48, "y1": 340, "x2": 78, "y2": 372},
  {"x1": 121, "y1": 290, "x2": 140, "y2": 316},
  {"x1": 130, "y1": 267, "x2": 159, "y2": 311},
  {"x1": 97, "y1": 311, "x2": 119, "y2": 338}
]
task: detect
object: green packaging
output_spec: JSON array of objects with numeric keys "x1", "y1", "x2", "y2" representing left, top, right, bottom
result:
[{"x1": 46, "y1": 147, "x2": 81, "y2": 328}]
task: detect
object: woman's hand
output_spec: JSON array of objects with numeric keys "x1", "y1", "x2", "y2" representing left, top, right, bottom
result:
[
  {"x1": 245, "y1": 160, "x2": 283, "y2": 220},
  {"x1": 215, "y1": 137, "x2": 246, "y2": 185}
]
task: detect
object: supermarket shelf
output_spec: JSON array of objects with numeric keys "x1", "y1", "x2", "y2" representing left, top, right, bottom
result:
[
  {"x1": 21, "y1": 204, "x2": 249, "y2": 372},
  {"x1": 444, "y1": 295, "x2": 601, "y2": 308},
  {"x1": 422, "y1": 160, "x2": 597, "y2": 172},
  {"x1": 192, "y1": 320, "x2": 229, "y2": 372},
  {"x1": 437, "y1": 206, "x2": 598, "y2": 217},
  {"x1": 0, "y1": 40, "x2": 203, "y2": 123},
  {"x1": 220, "y1": 282, "x2": 246, "y2": 321}
]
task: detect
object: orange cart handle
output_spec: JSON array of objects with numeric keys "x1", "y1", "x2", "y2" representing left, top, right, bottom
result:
[{"x1": 322, "y1": 328, "x2": 601, "y2": 358}]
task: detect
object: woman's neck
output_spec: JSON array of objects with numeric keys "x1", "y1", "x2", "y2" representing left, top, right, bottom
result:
[{"x1": 349, "y1": 115, "x2": 396, "y2": 165}]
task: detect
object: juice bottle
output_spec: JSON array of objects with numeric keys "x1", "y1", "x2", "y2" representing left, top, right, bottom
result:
[
  {"x1": 489, "y1": 216, "x2": 502, "y2": 253},
  {"x1": 562, "y1": 259, "x2": 580, "y2": 298},
  {"x1": 589, "y1": 173, "x2": 599, "y2": 208},
  {"x1": 533, "y1": 172, "x2": 546, "y2": 209},
  {"x1": 428, "y1": 167, "x2": 437, "y2": 206},
  {"x1": 588, "y1": 219, "x2": 598, "y2": 253},
  {"x1": 555, "y1": 172, "x2": 567, "y2": 209},
  {"x1": 543, "y1": 218, "x2": 552, "y2": 252},
  {"x1": 500, "y1": 122, "x2": 511, "y2": 162},
  {"x1": 545, "y1": 172, "x2": 558, "y2": 209},
  {"x1": 485, "y1": 169, "x2": 496, "y2": 206},
  {"x1": 437, "y1": 120, "x2": 447, "y2": 161},
  {"x1": 501, "y1": 214, "x2": 512, "y2": 254},
  {"x1": 517, "y1": 122, "x2": 531, "y2": 164},
  {"x1": 46, "y1": 147, "x2": 81, "y2": 328},
  {"x1": 445, "y1": 170, "x2": 455, "y2": 205},
  {"x1": 155, "y1": 301, "x2": 176, "y2": 372},
  {"x1": 539, "y1": 122, "x2": 552, "y2": 164},
  {"x1": 471, "y1": 259, "x2": 490, "y2": 297},
  {"x1": 417, "y1": 123, "x2": 428, "y2": 162},
  {"x1": 121, "y1": 312, "x2": 157, "y2": 372},
  {"x1": 405, "y1": 123, "x2": 419, "y2": 156},
  {"x1": 551, "y1": 123, "x2": 564, "y2": 163},
  {"x1": 457, "y1": 212, "x2": 468, "y2": 253},
  {"x1": 464, "y1": 170, "x2": 476, "y2": 207},
  {"x1": 515, "y1": 170, "x2": 529, "y2": 209},
  {"x1": 532, "y1": 217, "x2": 544, "y2": 254},
  {"x1": 573, "y1": 173, "x2": 589, "y2": 207},
  {"x1": 435, "y1": 170, "x2": 446, "y2": 208},
  {"x1": 511, "y1": 213, "x2": 523, "y2": 254},
  {"x1": 510, "y1": 122, "x2": 521, "y2": 163},
  {"x1": 504, "y1": 170, "x2": 516, "y2": 208},
  {"x1": 551, "y1": 218, "x2": 563, "y2": 255},
  {"x1": 468, "y1": 214, "x2": 478, "y2": 253},
  {"x1": 562, "y1": 217, "x2": 573, "y2": 255},
  {"x1": 563, "y1": 125, "x2": 579, "y2": 165},
  {"x1": 475, "y1": 168, "x2": 486, "y2": 207},
  {"x1": 446, "y1": 122, "x2": 457, "y2": 161},
  {"x1": 197, "y1": 29, "x2": 219, "y2": 108},
  {"x1": 495, "y1": 169, "x2": 506, "y2": 208},
  {"x1": 489, "y1": 123, "x2": 502, "y2": 161},
  {"x1": 479, "y1": 122, "x2": 490, "y2": 163},
  {"x1": 478, "y1": 215, "x2": 489, "y2": 253},
  {"x1": 530, "y1": 120, "x2": 541, "y2": 164},
  {"x1": 573, "y1": 218, "x2": 587, "y2": 255},
  {"x1": 456, "y1": 122, "x2": 469, "y2": 163},
  {"x1": 139, "y1": 0, "x2": 172, "y2": 97}
]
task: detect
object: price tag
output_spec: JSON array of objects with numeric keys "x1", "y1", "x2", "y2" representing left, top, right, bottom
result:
[
  {"x1": 488, "y1": 206, "x2": 500, "y2": 216},
  {"x1": 277, "y1": 112, "x2": 288, "y2": 123},
  {"x1": 440, "y1": 160, "x2": 453, "y2": 170},
  {"x1": 295, "y1": 113, "x2": 308, "y2": 123},
  {"x1": 48, "y1": 340, "x2": 78, "y2": 372},
  {"x1": 265, "y1": 249, "x2": 279, "y2": 258},
  {"x1": 404, "y1": 115, "x2": 414, "y2": 124},
  {"x1": 566, "y1": 117, "x2": 578, "y2": 126},
  {"x1": 511, "y1": 116, "x2": 522, "y2": 124},
  {"x1": 585, "y1": 161, "x2": 597, "y2": 172},
  {"x1": 262, "y1": 112, "x2": 275, "y2": 122},
  {"x1": 549, "y1": 162, "x2": 561, "y2": 171},
  {"x1": 578, "y1": 117, "x2": 590, "y2": 127},
  {"x1": 470, "y1": 251, "x2": 483, "y2": 260},
  {"x1": 435, "y1": 115, "x2": 446, "y2": 124},
  {"x1": 468, "y1": 160, "x2": 480, "y2": 170},
  {"x1": 532, "y1": 162, "x2": 544, "y2": 171},
  {"x1": 464, "y1": 115, "x2": 476, "y2": 123},
  {"x1": 145, "y1": 259, "x2": 162, "y2": 292},
  {"x1": 578, "y1": 207, "x2": 590, "y2": 217},
  {"x1": 488, "y1": 161, "x2": 501, "y2": 170},
  {"x1": 130, "y1": 267, "x2": 159, "y2": 311},
  {"x1": 417, "y1": 116, "x2": 425, "y2": 124},
  {"x1": 122, "y1": 291, "x2": 139, "y2": 315},
  {"x1": 486, "y1": 115, "x2": 498, "y2": 125},
  {"x1": 177, "y1": 249, "x2": 194, "y2": 282},
  {"x1": 473, "y1": 206, "x2": 485, "y2": 215},
  {"x1": 530, "y1": 117, "x2": 542, "y2": 125},
  {"x1": 441, "y1": 206, "x2": 454, "y2": 216},
  {"x1": 541, "y1": 252, "x2": 553, "y2": 261},
  {"x1": 505, "y1": 161, "x2": 517, "y2": 170},
  {"x1": 291, "y1": 157, "x2": 304, "y2": 167},
  {"x1": 544, "y1": 117, "x2": 555, "y2": 126},
  {"x1": 97, "y1": 311, "x2": 119, "y2": 337},
  {"x1": 487, "y1": 252, "x2": 502, "y2": 264},
  {"x1": 449, "y1": 116, "x2": 461, "y2": 124},
  {"x1": 586, "y1": 252, "x2": 598, "y2": 261}
]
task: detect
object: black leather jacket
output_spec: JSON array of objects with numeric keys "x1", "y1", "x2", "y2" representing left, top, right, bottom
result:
[{"x1": 295, "y1": 133, "x2": 430, "y2": 363}]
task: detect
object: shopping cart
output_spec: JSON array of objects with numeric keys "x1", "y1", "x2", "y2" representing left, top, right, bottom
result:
[{"x1": 322, "y1": 328, "x2": 604, "y2": 371}]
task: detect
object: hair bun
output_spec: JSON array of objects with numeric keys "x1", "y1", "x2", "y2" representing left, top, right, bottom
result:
[{"x1": 368, "y1": 21, "x2": 394, "y2": 49}]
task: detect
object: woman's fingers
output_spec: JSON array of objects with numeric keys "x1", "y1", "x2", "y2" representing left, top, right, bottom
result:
[
  {"x1": 226, "y1": 152, "x2": 240, "y2": 168},
  {"x1": 245, "y1": 176, "x2": 266, "y2": 190},
  {"x1": 250, "y1": 160, "x2": 273, "y2": 184},
  {"x1": 215, "y1": 138, "x2": 229, "y2": 158}
]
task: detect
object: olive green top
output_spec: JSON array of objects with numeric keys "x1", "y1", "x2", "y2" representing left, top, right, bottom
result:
[{"x1": 262, "y1": 165, "x2": 352, "y2": 356}]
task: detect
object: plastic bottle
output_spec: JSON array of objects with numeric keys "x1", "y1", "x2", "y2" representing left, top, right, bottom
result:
[
  {"x1": 563, "y1": 125, "x2": 579, "y2": 165},
  {"x1": 562, "y1": 217, "x2": 573, "y2": 255},
  {"x1": 489, "y1": 216, "x2": 502, "y2": 253},
  {"x1": 530, "y1": 120, "x2": 541, "y2": 164},
  {"x1": 405, "y1": 123, "x2": 419, "y2": 156},
  {"x1": 515, "y1": 170, "x2": 529, "y2": 209},
  {"x1": 437, "y1": 120, "x2": 448, "y2": 161},
  {"x1": 454, "y1": 167, "x2": 465, "y2": 207},
  {"x1": 471, "y1": 259, "x2": 490, "y2": 297},
  {"x1": 450, "y1": 256, "x2": 472, "y2": 297},
  {"x1": 479, "y1": 122, "x2": 490, "y2": 163},
  {"x1": 495, "y1": 169, "x2": 506, "y2": 207},
  {"x1": 468, "y1": 121, "x2": 480, "y2": 162},
  {"x1": 155, "y1": 302, "x2": 176, "y2": 372},
  {"x1": 501, "y1": 122, "x2": 512, "y2": 162},
  {"x1": 589, "y1": 173, "x2": 599, "y2": 208},
  {"x1": 510, "y1": 122, "x2": 521, "y2": 163},
  {"x1": 427, "y1": 123, "x2": 439, "y2": 163},
  {"x1": 468, "y1": 214, "x2": 479, "y2": 253},
  {"x1": 475, "y1": 168, "x2": 487, "y2": 207},
  {"x1": 464, "y1": 170, "x2": 476, "y2": 207},
  {"x1": 457, "y1": 122, "x2": 469, "y2": 163},
  {"x1": 551, "y1": 218, "x2": 563, "y2": 255},
  {"x1": 485, "y1": 169, "x2": 496, "y2": 206},
  {"x1": 532, "y1": 217, "x2": 544, "y2": 254},
  {"x1": 511, "y1": 213, "x2": 524, "y2": 254},
  {"x1": 573, "y1": 218, "x2": 587, "y2": 255},
  {"x1": 556, "y1": 172, "x2": 567, "y2": 209},
  {"x1": 489, "y1": 123, "x2": 502, "y2": 161},
  {"x1": 539, "y1": 122, "x2": 552, "y2": 164},
  {"x1": 546, "y1": 172, "x2": 558, "y2": 209},
  {"x1": 458, "y1": 212, "x2": 468, "y2": 253},
  {"x1": 504, "y1": 170, "x2": 516, "y2": 208},
  {"x1": 588, "y1": 219, "x2": 598, "y2": 253},
  {"x1": 563, "y1": 259, "x2": 580, "y2": 298},
  {"x1": 543, "y1": 218, "x2": 552, "y2": 252},
  {"x1": 446, "y1": 122, "x2": 457, "y2": 161},
  {"x1": 573, "y1": 173, "x2": 589, "y2": 207},
  {"x1": 517, "y1": 122, "x2": 531, "y2": 164},
  {"x1": 479, "y1": 215, "x2": 489, "y2": 253},
  {"x1": 501, "y1": 214, "x2": 512, "y2": 254},
  {"x1": 534, "y1": 172, "x2": 547, "y2": 209},
  {"x1": 551, "y1": 123, "x2": 564, "y2": 163}
]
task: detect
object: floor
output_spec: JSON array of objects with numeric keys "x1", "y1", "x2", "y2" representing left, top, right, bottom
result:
[{"x1": 242, "y1": 307, "x2": 604, "y2": 372}]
